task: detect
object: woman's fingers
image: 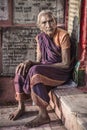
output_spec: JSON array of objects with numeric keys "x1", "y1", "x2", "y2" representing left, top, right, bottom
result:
[
  {"x1": 22, "y1": 62, "x2": 30, "y2": 77},
  {"x1": 15, "y1": 60, "x2": 33, "y2": 77},
  {"x1": 15, "y1": 63, "x2": 21, "y2": 73},
  {"x1": 22, "y1": 61, "x2": 32, "y2": 78},
  {"x1": 22, "y1": 63, "x2": 27, "y2": 76},
  {"x1": 19, "y1": 64, "x2": 24, "y2": 75},
  {"x1": 15, "y1": 63, "x2": 24, "y2": 75}
]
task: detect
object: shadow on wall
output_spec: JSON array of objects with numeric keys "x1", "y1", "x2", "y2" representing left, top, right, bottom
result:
[{"x1": 70, "y1": 16, "x2": 80, "y2": 61}]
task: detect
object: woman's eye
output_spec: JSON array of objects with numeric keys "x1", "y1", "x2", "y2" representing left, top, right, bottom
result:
[{"x1": 42, "y1": 21, "x2": 46, "y2": 24}]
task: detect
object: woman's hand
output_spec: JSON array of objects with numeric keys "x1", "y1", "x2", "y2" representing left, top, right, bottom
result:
[{"x1": 15, "y1": 60, "x2": 33, "y2": 78}]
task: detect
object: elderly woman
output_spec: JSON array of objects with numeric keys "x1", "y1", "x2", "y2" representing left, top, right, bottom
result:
[{"x1": 9, "y1": 10, "x2": 74, "y2": 127}]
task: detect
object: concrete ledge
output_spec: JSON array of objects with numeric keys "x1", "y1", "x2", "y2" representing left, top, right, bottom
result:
[{"x1": 49, "y1": 87, "x2": 87, "y2": 130}]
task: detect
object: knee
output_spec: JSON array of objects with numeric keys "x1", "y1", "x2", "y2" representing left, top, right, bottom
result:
[{"x1": 29, "y1": 65, "x2": 40, "y2": 75}]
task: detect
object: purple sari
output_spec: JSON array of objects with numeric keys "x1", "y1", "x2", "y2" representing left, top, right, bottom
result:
[{"x1": 14, "y1": 32, "x2": 73, "y2": 107}]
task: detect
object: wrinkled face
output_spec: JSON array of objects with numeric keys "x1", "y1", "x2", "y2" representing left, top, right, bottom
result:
[{"x1": 39, "y1": 14, "x2": 57, "y2": 37}]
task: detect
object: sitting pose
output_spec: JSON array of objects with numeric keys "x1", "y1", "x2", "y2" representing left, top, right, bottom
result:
[{"x1": 9, "y1": 10, "x2": 74, "y2": 127}]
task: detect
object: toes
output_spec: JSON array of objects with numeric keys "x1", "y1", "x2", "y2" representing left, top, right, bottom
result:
[
  {"x1": 12, "y1": 113, "x2": 21, "y2": 121},
  {"x1": 9, "y1": 113, "x2": 19, "y2": 121},
  {"x1": 25, "y1": 117, "x2": 50, "y2": 128},
  {"x1": 9, "y1": 114, "x2": 14, "y2": 120},
  {"x1": 25, "y1": 122, "x2": 31, "y2": 128},
  {"x1": 8, "y1": 109, "x2": 25, "y2": 121},
  {"x1": 25, "y1": 122, "x2": 37, "y2": 128},
  {"x1": 25, "y1": 123, "x2": 30, "y2": 127}
]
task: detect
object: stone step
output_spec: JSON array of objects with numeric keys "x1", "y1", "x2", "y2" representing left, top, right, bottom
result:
[{"x1": 49, "y1": 86, "x2": 87, "y2": 130}]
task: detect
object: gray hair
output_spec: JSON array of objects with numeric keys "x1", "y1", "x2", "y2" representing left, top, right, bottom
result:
[{"x1": 37, "y1": 10, "x2": 56, "y2": 27}]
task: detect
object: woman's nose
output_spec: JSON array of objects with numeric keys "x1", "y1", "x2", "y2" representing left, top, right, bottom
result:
[{"x1": 46, "y1": 22, "x2": 51, "y2": 27}]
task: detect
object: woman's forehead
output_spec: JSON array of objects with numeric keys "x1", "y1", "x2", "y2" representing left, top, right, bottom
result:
[{"x1": 40, "y1": 14, "x2": 53, "y2": 22}]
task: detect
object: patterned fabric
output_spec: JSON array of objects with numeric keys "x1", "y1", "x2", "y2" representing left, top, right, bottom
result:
[{"x1": 14, "y1": 28, "x2": 74, "y2": 107}]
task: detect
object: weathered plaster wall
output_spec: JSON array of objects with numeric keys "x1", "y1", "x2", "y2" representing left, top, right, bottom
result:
[{"x1": 2, "y1": 27, "x2": 39, "y2": 76}]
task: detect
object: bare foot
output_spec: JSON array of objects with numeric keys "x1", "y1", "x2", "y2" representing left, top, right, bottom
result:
[
  {"x1": 25, "y1": 114, "x2": 50, "y2": 128},
  {"x1": 9, "y1": 108, "x2": 25, "y2": 120}
]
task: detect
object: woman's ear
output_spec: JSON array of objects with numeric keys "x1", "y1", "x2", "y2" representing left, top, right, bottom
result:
[
  {"x1": 39, "y1": 25, "x2": 43, "y2": 31},
  {"x1": 54, "y1": 17, "x2": 57, "y2": 25}
]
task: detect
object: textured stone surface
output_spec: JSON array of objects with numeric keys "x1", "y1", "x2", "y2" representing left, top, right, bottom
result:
[
  {"x1": 50, "y1": 87, "x2": 87, "y2": 130},
  {"x1": 0, "y1": 103, "x2": 66, "y2": 130}
]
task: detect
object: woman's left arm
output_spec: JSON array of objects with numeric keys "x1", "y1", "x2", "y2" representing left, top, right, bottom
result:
[
  {"x1": 51, "y1": 33, "x2": 71, "y2": 68},
  {"x1": 51, "y1": 48, "x2": 70, "y2": 68}
]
